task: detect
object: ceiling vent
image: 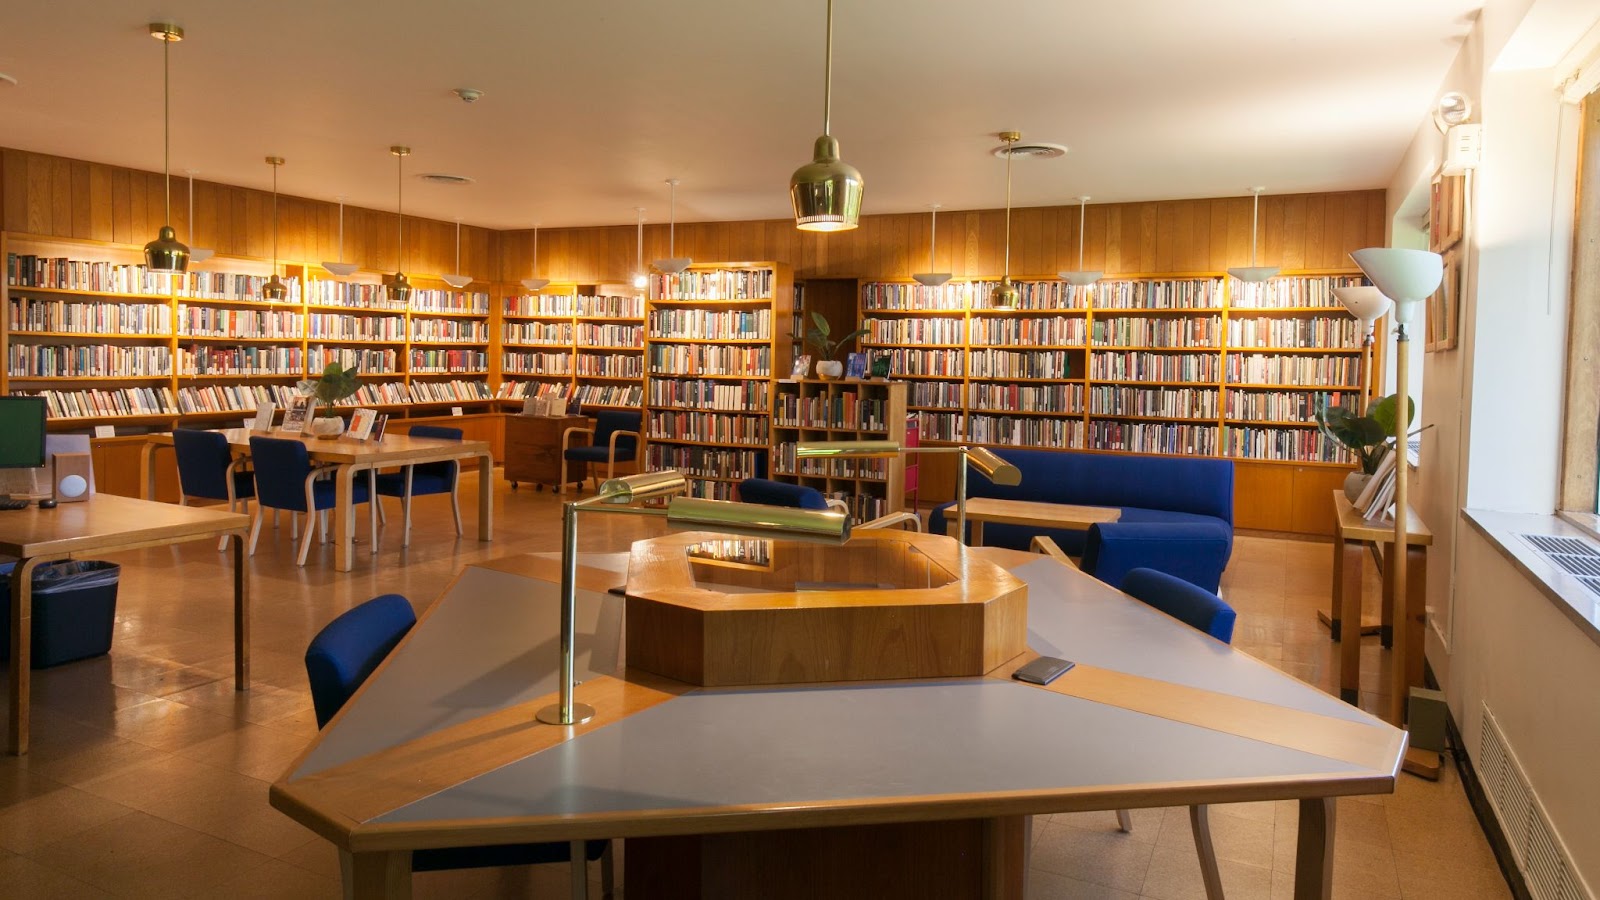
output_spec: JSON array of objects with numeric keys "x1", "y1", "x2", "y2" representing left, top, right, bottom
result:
[
  {"x1": 417, "y1": 173, "x2": 474, "y2": 185},
  {"x1": 992, "y1": 141, "x2": 1067, "y2": 159}
]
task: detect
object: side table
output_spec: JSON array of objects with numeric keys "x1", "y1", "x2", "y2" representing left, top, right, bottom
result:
[
  {"x1": 504, "y1": 414, "x2": 590, "y2": 490},
  {"x1": 1329, "y1": 491, "x2": 1432, "y2": 709}
]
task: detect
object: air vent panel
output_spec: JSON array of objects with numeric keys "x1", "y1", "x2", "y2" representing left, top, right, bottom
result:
[
  {"x1": 1478, "y1": 706, "x2": 1593, "y2": 900},
  {"x1": 1517, "y1": 533, "x2": 1600, "y2": 594}
]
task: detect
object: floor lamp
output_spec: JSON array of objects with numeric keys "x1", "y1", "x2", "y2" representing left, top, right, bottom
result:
[
  {"x1": 538, "y1": 471, "x2": 852, "y2": 727},
  {"x1": 792, "y1": 440, "x2": 1022, "y2": 543},
  {"x1": 1348, "y1": 248, "x2": 1442, "y2": 728},
  {"x1": 1331, "y1": 286, "x2": 1392, "y2": 415}
]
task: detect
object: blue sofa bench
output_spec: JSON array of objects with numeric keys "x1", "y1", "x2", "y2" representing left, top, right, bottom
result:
[{"x1": 928, "y1": 449, "x2": 1233, "y2": 592}]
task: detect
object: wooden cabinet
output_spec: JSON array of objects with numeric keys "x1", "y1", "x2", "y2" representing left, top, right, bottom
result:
[
  {"x1": 504, "y1": 414, "x2": 590, "y2": 489},
  {"x1": 1233, "y1": 460, "x2": 1350, "y2": 535}
]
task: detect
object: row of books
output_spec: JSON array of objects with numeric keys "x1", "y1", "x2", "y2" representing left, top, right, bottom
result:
[
  {"x1": 1091, "y1": 316, "x2": 1221, "y2": 347},
  {"x1": 643, "y1": 445, "x2": 764, "y2": 481},
  {"x1": 176, "y1": 383, "x2": 297, "y2": 414},
  {"x1": 411, "y1": 320, "x2": 489, "y2": 342},
  {"x1": 859, "y1": 276, "x2": 1363, "y2": 312},
  {"x1": 179, "y1": 306, "x2": 301, "y2": 339},
  {"x1": 410, "y1": 349, "x2": 488, "y2": 373},
  {"x1": 1094, "y1": 279, "x2": 1224, "y2": 310},
  {"x1": 9, "y1": 344, "x2": 170, "y2": 377},
  {"x1": 648, "y1": 308, "x2": 772, "y2": 340},
  {"x1": 575, "y1": 353, "x2": 644, "y2": 378},
  {"x1": 682, "y1": 478, "x2": 738, "y2": 500},
  {"x1": 181, "y1": 346, "x2": 303, "y2": 376},
  {"x1": 579, "y1": 323, "x2": 643, "y2": 346},
  {"x1": 970, "y1": 382, "x2": 1084, "y2": 414},
  {"x1": 908, "y1": 381, "x2": 965, "y2": 409},
  {"x1": 9, "y1": 299, "x2": 173, "y2": 334},
  {"x1": 650, "y1": 269, "x2": 773, "y2": 301},
  {"x1": 408, "y1": 289, "x2": 490, "y2": 315},
  {"x1": 1230, "y1": 275, "x2": 1363, "y2": 309},
  {"x1": 408, "y1": 379, "x2": 493, "y2": 403},
  {"x1": 1090, "y1": 421, "x2": 1219, "y2": 455},
  {"x1": 647, "y1": 377, "x2": 769, "y2": 412},
  {"x1": 772, "y1": 394, "x2": 893, "y2": 432},
  {"x1": 646, "y1": 411, "x2": 770, "y2": 446},
  {"x1": 505, "y1": 294, "x2": 643, "y2": 317},
  {"x1": 573, "y1": 383, "x2": 644, "y2": 408},
  {"x1": 1224, "y1": 427, "x2": 1346, "y2": 462},
  {"x1": 970, "y1": 316, "x2": 1086, "y2": 346},
  {"x1": 503, "y1": 322, "x2": 572, "y2": 345},
  {"x1": 645, "y1": 344, "x2": 771, "y2": 378},
  {"x1": 865, "y1": 316, "x2": 965, "y2": 345},
  {"x1": 7, "y1": 255, "x2": 305, "y2": 304},
  {"x1": 1225, "y1": 354, "x2": 1359, "y2": 385},
  {"x1": 1088, "y1": 351, "x2": 1220, "y2": 382},
  {"x1": 1223, "y1": 389, "x2": 1341, "y2": 423},
  {"x1": 28, "y1": 386, "x2": 179, "y2": 418},
  {"x1": 914, "y1": 411, "x2": 965, "y2": 441},
  {"x1": 1089, "y1": 386, "x2": 1219, "y2": 418},
  {"x1": 503, "y1": 351, "x2": 571, "y2": 374},
  {"x1": 1226, "y1": 317, "x2": 1361, "y2": 348},
  {"x1": 860, "y1": 281, "x2": 1092, "y2": 312},
  {"x1": 878, "y1": 348, "x2": 964, "y2": 377},
  {"x1": 309, "y1": 347, "x2": 398, "y2": 372},
  {"x1": 969, "y1": 415, "x2": 1087, "y2": 448},
  {"x1": 772, "y1": 444, "x2": 892, "y2": 481},
  {"x1": 308, "y1": 280, "x2": 406, "y2": 310},
  {"x1": 968, "y1": 349, "x2": 1072, "y2": 380},
  {"x1": 307, "y1": 314, "x2": 407, "y2": 341}
]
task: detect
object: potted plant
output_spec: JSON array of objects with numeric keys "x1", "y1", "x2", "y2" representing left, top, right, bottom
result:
[
  {"x1": 804, "y1": 312, "x2": 868, "y2": 380},
  {"x1": 297, "y1": 362, "x2": 361, "y2": 438},
  {"x1": 1316, "y1": 393, "x2": 1413, "y2": 499}
]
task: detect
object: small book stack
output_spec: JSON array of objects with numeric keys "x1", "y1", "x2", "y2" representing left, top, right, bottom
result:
[{"x1": 1355, "y1": 448, "x2": 1400, "y2": 520}]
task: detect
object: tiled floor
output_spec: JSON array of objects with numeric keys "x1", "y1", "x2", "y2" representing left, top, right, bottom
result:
[{"x1": 0, "y1": 474, "x2": 1512, "y2": 898}]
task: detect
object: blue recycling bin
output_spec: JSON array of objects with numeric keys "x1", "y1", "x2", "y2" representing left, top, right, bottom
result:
[{"x1": 0, "y1": 559, "x2": 121, "y2": 668}]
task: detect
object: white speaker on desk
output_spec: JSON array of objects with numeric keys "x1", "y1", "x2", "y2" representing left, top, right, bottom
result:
[{"x1": 52, "y1": 452, "x2": 93, "y2": 503}]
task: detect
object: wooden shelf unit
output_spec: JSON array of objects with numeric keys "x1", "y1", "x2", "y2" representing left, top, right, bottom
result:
[
  {"x1": 494, "y1": 282, "x2": 645, "y2": 412},
  {"x1": 770, "y1": 379, "x2": 908, "y2": 521},
  {"x1": 643, "y1": 262, "x2": 794, "y2": 500},
  {"x1": 3, "y1": 232, "x2": 499, "y2": 427},
  {"x1": 857, "y1": 271, "x2": 1375, "y2": 467}
]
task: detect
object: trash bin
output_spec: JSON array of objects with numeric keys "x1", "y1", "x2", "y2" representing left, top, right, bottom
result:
[{"x1": 0, "y1": 560, "x2": 121, "y2": 668}]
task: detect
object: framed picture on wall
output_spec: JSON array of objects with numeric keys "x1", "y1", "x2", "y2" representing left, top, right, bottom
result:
[
  {"x1": 1430, "y1": 174, "x2": 1465, "y2": 251},
  {"x1": 1426, "y1": 242, "x2": 1463, "y2": 352}
]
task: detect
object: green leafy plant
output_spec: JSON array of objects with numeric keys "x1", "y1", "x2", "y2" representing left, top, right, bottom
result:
[
  {"x1": 804, "y1": 311, "x2": 868, "y2": 362},
  {"x1": 297, "y1": 363, "x2": 361, "y2": 416},
  {"x1": 1316, "y1": 394, "x2": 1413, "y2": 474}
]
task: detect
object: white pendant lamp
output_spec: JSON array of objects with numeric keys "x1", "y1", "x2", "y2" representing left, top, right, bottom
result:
[
  {"x1": 1227, "y1": 187, "x2": 1279, "y2": 283},
  {"x1": 521, "y1": 225, "x2": 550, "y2": 292},
  {"x1": 991, "y1": 132, "x2": 1021, "y2": 308},
  {"x1": 631, "y1": 208, "x2": 648, "y2": 290},
  {"x1": 185, "y1": 171, "x2": 214, "y2": 264},
  {"x1": 1058, "y1": 196, "x2": 1101, "y2": 286},
  {"x1": 441, "y1": 219, "x2": 473, "y2": 288},
  {"x1": 143, "y1": 23, "x2": 189, "y2": 274},
  {"x1": 911, "y1": 204, "x2": 952, "y2": 287},
  {"x1": 263, "y1": 157, "x2": 289, "y2": 303},
  {"x1": 790, "y1": 0, "x2": 863, "y2": 231},
  {"x1": 321, "y1": 197, "x2": 360, "y2": 277},
  {"x1": 654, "y1": 179, "x2": 693, "y2": 274},
  {"x1": 385, "y1": 146, "x2": 412, "y2": 303}
]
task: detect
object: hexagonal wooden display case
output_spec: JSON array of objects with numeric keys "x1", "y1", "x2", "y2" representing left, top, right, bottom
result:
[{"x1": 624, "y1": 530, "x2": 1029, "y2": 686}]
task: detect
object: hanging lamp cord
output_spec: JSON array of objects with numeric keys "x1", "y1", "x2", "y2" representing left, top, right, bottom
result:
[
  {"x1": 162, "y1": 35, "x2": 171, "y2": 226},
  {"x1": 1003, "y1": 141, "x2": 1013, "y2": 278},
  {"x1": 396, "y1": 154, "x2": 404, "y2": 269},
  {"x1": 822, "y1": 0, "x2": 833, "y2": 137}
]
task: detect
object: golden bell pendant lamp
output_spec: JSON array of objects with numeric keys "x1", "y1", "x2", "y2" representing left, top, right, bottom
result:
[{"x1": 790, "y1": 0, "x2": 862, "y2": 232}]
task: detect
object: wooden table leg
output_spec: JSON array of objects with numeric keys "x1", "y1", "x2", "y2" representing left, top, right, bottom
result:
[
  {"x1": 8, "y1": 557, "x2": 44, "y2": 755},
  {"x1": 982, "y1": 816, "x2": 1027, "y2": 900},
  {"x1": 1337, "y1": 538, "x2": 1363, "y2": 704},
  {"x1": 477, "y1": 452, "x2": 493, "y2": 542},
  {"x1": 1379, "y1": 542, "x2": 1396, "y2": 649},
  {"x1": 971, "y1": 520, "x2": 985, "y2": 547},
  {"x1": 339, "y1": 849, "x2": 411, "y2": 900},
  {"x1": 140, "y1": 440, "x2": 156, "y2": 501},
  {"x1": 232, "y1": 530, "x2": 250, "y2": 691},
  {"x1": 335, "y1": 464, "x2": 357, "y2": 572},
  {"x1": 1293, "y1": 797, "x2": 1335, "y2": 900}
]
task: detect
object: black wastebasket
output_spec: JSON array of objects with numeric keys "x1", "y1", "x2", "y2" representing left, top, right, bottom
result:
[{"x1": 0, "y1": 560, "x2": 121, "y2": 668}]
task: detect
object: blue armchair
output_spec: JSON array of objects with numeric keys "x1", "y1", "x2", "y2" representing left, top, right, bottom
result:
[
  {"x1": 172, "y1": 428, "x2": 255, "y2": 551},
  {"x1": 374, "y1": 425, "x2": 462, "y2": 547},
  {"x1": 247, "y1": 436, "x2": 373, "y2": 567},
  {"x1": 304, "y1": 594, "x2": 613, "y2": 895}
]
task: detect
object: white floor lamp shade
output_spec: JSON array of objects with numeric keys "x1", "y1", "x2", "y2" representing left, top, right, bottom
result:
[{"x1": 1350, "y1": 249, "x2": 1441, "y2": 323}]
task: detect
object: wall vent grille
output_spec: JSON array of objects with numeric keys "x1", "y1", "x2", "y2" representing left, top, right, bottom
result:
[
  {"x1": 1478, "y1": 706, "x2": 1593, "y2": 900},
  {"x1": 1517, "y1": 533, "x2": 1600, "y2": 597}
]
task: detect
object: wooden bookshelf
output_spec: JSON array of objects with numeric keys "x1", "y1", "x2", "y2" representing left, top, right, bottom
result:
[
  {"x1": 771, "y1": 379, "x2": 907, "y2": 521},
  {"x1": 494, "y1": 282, "x2": 644, "y2": 412},
  {"x1": 643, "y1": 262, "x2": 794, "y2": 500}
]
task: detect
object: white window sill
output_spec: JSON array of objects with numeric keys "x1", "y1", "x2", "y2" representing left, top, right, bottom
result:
[{"x1": 1463, "y1": 508, "x2": 1600, "y2": 647}]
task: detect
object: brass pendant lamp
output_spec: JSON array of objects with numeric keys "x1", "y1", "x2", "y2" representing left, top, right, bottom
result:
[
  {"x1": 790, "y1": 0, "x2": 862, "y2": 231},
  {"x1": 143, "y1": 23, "x2": 189, "y2": 274},
  {"x1": 654, "y1": 179, "x2": 693, "y2": 274},
  {"x1": 911, "y1": 204, "x2": 952, "y2": 287},
  {"x1": 991, "y1": 131, "x2": 1021, "y2": 308},
  {"x1": 442, "y1": 219, "x2": 473, "y2": 288},
  {"x1": 263, "y1": 157, "x2": 289, "y2": 303},
  {"x1": 1058, "y1": 196, "x2": 1102, "y2": 286},
  {"x1": 1227, "y1": 187, "x2": 1279, "y2": 283},
  {"x1": 631, "y1": 208, "x2": 648, "y2": 291},
  {"x1": 385, "y1": 146, "x2": 412, "y2": 303},
  {"x1": 521, "y1": 225, "x2": 550, "y2": 292},
  {"x1": 321, "y1": 198, "x2": 360, "y2": 277}
]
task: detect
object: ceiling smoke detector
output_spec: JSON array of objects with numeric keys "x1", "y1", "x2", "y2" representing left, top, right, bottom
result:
[
  {"x1": 454, "y1": 88, "x2": 483, "y2": 103},
  {"x1": 418, "y1": 173, "x2": 475, "y2": 185},
  {"x1": 992, "y1": 140, "x2": 1067, "y2": 159}
]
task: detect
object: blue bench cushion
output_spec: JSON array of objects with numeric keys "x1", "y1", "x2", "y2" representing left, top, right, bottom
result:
[{"x1": 934, "y1": 506, "x2": 1228, "y2": 556}]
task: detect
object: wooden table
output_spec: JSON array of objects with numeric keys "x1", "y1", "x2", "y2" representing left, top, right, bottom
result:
[
  {"x1": 2, "y1": 493, "x2": 250, "y2": 754},
  {"x1": 1329, "y1": 492, "x2": 1433, "y2": 707},
  {"x1": 949, "y1": 497, "x2": 1122, "y2": 546},
  {"x1": 271, "y1": 544, "x2": 1404, "y2": 899},
  {"x1": 144, "y1": 429, "x2": 494, "y2": 572}
]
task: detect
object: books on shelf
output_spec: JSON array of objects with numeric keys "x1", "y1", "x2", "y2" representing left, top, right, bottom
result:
[
  {"x1": 648, "y1": 308, "x2": 771, "y2": 340},
  {"x1": 650, "y1": 269, "x2": 773, "y2": 301},
  {"x1": 8, "y1": 344, "x2": 171, "y2": 378},
  {"x1": 27, "y1": 386, "x2": 178, "y2": 418},
  {"x1": 10, "y1": 298, "x2": 173, "y2": 335}
]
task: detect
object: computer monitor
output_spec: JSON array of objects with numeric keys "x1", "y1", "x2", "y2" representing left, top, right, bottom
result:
[{"x1": 0, "y1": 397, "x2": 47, "y2": 469}]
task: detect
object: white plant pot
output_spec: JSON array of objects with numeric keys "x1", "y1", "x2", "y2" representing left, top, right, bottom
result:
[
  {"x1": 310, "y1": 416, "x2": 346, "y2": 440},
  {"x1": 1343, "y1": 471, "x2": 1372, "y2": 503},
  {"x1": 816, "y1": 360, "x2": 844, "y2": 380}
]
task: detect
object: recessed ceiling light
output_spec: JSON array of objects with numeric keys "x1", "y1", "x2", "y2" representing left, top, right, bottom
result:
[{"x1": 418, "y1": 173, "x2": 474, "y2": 185}]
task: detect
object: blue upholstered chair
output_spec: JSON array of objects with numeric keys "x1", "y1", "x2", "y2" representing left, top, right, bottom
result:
[
  {"x1": 1081, "y1": 521, "x2": 1233, "y2": 594},
  {"x1": 1113, "y1": 566, "x2": 1237, "y2": 899},
  {"x1": 172, "y1": 428, "x2": 255, "y2": 551},
  {"x1": 247, "y1": 436, "x2": 373, "y2": 567},
  {"x1": 305, "y1": 594, "x2": 613, "y2": 897},
  {"x1": 736, "y1": 477, "x2": 839, "y2": 511},
  {"x1": 374, "y1": 425, "x2": 462, "y2": 547},
  {"x1": 561, "y1": 410, "x2": 641, "y2": 495}
]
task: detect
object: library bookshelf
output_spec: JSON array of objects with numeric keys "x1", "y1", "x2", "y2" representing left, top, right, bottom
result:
[
  {"x1": 643, "y1": 262, "x2": 794, "y2": 500},
  {"x1": 495, "y1": 283, "x2": 646, "y2": 412},
  {"x1": 3, "y1": 232, "x2": 499, "y2": 427},
  {"x1": 858, "y1": 271, "x2": 1379, "y2": 533},
  {"x1": 771, "y1": 379, "x2": 907, "y2": 521}
]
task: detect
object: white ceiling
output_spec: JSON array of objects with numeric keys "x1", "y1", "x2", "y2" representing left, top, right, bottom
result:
[{"x1": 0, "y1": 0, "x2": 1479, "y2": 229}]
